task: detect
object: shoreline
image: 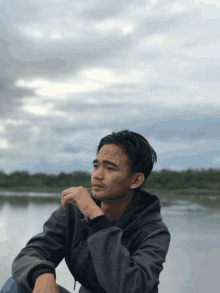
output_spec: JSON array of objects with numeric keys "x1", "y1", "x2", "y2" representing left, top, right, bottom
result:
[{"x1": 0, "y1": 187, "x2": 219, "y2": 196}]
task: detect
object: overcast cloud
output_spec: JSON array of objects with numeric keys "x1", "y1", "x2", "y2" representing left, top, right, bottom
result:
[{"x1": 1, "y1": 0, "x2": 220, "y2": 175}]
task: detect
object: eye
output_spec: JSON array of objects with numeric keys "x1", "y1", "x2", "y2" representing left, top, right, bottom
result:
[
  {"x1": 93, "y1": 165, "x2": 98, "y2": 169},
  {"x1": 107, "y1": 167, "x2": 114, "y2": 171}
]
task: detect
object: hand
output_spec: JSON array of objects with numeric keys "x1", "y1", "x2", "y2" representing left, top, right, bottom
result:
[
  {"x1": 61, "y1": 186, "x2": 102, "y2": 218},
  {"x1": 33, "y1": 274, "x2": 59, "y2": 293}
]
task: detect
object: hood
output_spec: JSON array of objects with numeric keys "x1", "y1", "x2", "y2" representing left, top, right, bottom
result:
[{"x1": 90, "y1": 189, "x2": 162, "y2": 231}]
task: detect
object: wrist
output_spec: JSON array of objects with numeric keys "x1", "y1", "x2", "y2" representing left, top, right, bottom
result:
[
  {"x1": 88, "y1": 207, "x2": 105, "y2": 220},
  {"x1": 35, "y1": 273, "x2": 55, "y2": 283}
]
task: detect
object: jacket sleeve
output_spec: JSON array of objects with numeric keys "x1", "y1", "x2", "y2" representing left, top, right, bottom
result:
[
  {"x1": 12, "y1": 205, "x2": 67, "y2": 292},
  {"x1": 87, "y1": 215, "x2": 171, "y2": 293}
]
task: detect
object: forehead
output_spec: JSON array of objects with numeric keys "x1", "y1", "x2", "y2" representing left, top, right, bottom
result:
[{"x1": 96, "y1": 144, "x2": 128, "y2": 166}]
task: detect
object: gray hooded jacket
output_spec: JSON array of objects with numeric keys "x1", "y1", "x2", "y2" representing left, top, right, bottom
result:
[{"x1": 12, "y1": 189, "x2": 171, "y2": 293}]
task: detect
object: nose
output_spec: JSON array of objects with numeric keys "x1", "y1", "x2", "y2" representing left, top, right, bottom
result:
[{"x1": 93, "y1": 166, "x2": 104, "y2": 180}]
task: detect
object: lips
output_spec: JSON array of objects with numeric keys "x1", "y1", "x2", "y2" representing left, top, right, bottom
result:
[{"x1": 92, "y1": 184, "x2": 104, "y2": 188}]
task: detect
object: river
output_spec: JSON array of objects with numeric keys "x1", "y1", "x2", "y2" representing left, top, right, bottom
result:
[{"x1": 0, "y1": 190, "x2": 219, "y2": 293}]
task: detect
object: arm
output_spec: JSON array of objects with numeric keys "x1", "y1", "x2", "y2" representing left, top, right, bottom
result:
[
  {"x1": 12, "y1": 205, "x2": 66, "y2": 292},
  {"x1": 87, "y1": 216, "x2": 171, "y2": 293},
  {"x1": 33, "y1": 273, "x2": 59, "y2": 293}
]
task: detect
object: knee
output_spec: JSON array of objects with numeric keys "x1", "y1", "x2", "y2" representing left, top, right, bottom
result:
[{"x1": 0, "y1": 277, "x2": 17, "y2": 293}]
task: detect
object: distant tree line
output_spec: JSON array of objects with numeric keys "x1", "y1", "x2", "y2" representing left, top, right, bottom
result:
[
  {"x1": 0, "y1": 170, "x2": 91, "y2": 189},
  {"x1": 146, "y1": 168, "x2": 220, "y2": 189},
  {"x1": 0, "y1": 168, "x2": 219, "y2": 190}
]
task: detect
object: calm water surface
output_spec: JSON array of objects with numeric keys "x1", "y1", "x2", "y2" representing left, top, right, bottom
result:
[{"x1": 0, "y1": 190, "x2": 220, "y2": 293}]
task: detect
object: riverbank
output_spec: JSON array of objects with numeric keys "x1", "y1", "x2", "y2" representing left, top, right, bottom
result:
[{"x1": 0, "y1": 186, "x2": 219, "y2": 196}]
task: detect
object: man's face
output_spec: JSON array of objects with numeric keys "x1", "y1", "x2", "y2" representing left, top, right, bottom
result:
[{"x1": 91, "y1": 144, "x2": 134, "y2": 201}]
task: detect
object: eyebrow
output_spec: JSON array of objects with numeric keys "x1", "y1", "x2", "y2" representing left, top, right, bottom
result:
[{"x1": 93, "y1": 159, "x2": 118, "y2": 168}]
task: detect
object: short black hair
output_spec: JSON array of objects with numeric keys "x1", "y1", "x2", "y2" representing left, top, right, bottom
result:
[{"x1": 97, "y1": 129, "x2": 157, "y2": 193}]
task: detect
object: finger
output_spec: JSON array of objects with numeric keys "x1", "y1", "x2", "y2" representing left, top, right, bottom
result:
[
  {"x1": 63, "y1": 199, "x2": 69, "y2": 210},
  {"x1": 61, "y1": 188, "x2": 75, "y2": 206},
  {"x1": 62, "y1": 194, "x2": 70, "y2": 209},
  {"x1": 63, "y1": 196, "x2": 72, "y2": 209},
  {"x1": 62, "y1": 186, "x2": 83, "y2": 196},
  {"x1": 62, "y1": 194, "x2": 76, "y2": 209},
  {"x1": 61, "y1": 188, "x2": 72, "y2": 203},
  {"x1": 61, "y1": 187, "x2": 81, "y2": 204}
]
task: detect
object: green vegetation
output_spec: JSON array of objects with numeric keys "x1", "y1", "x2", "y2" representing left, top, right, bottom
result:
[
  {"x1": 0, "y1": 168, "x2": 219, "y2": 196},
  {"x1": 0, "y1": 170, "x2": 92, "y2": 191}
]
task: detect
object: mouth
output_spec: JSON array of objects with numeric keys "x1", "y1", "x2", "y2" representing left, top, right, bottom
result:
[{"x1": 92, "y1": 185, "x2": 104, "y2": 189}]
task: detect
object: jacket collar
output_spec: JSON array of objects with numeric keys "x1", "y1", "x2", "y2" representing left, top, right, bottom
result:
[{"x1": 90, "y1": 189, "x2": 162, "y2": 231}]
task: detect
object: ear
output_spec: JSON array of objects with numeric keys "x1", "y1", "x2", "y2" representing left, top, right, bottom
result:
[{"x1": 130, "y1": 173, "x2": 145, "y2": 189}]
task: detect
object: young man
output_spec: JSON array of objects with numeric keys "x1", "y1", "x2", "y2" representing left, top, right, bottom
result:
[{"x1": 1, "y1": 130, "x2": 171, "y2": 293}]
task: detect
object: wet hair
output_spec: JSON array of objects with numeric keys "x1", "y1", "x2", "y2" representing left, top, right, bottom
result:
[{"x1": 97, "y1": 129, "x2": 157, "y2": 193}]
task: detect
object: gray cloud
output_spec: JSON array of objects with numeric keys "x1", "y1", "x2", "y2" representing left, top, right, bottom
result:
[
  {"x1": 140, "y1": 14, "x2": 185, "y2": 35},
  {"x1": 182, "y1": 41, "x2": 199, "y2": 49},
  {"x1": 133, "y1": 116, "x2": 220, "y2": 142},
  {"x1": 137, "y1": 50, "x2": 163, "y2": 62},
  {"x1": 1, "y1": 80, "x2": 35, "y2": 117},
  {"x1": 81, "y1": 0, "x2": 149, "y2": 21},
  {"x1": 190, "y1": 133, "x2": 205, "y2": 138},
  {"x1": 2, "y1": 0, "x2": 40, "y2": 23},
  {"x1": 159, "y1": 149, "x2": 220, "y2": 171},
  {"x1": 190, "y1": 65, "x2": 220, "y2": 83},
  {"x1": 1, "y1": 0, "x2": 220, "y2": 174}
]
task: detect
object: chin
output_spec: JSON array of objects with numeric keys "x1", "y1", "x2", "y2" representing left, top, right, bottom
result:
[{"x1": 92, "y1": 188, "x2": 105, "y2": 197}]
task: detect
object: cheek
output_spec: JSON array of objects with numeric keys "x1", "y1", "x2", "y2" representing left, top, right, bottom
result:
[{"x1": 108, "y1": 174, "x2": 128, "y2": 187}]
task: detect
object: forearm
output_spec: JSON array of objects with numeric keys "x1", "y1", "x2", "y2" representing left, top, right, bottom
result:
[
  {"x1": 33, "y1": 273, "x2": 59, "y2": 293},
  {"x1": 12, "y1": 206, "x2": 66, "y2": 292}
]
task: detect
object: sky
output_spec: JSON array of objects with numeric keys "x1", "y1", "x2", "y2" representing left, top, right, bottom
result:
[{"x1": 1, "y1": 0, "x2": 220, "y2": 175}]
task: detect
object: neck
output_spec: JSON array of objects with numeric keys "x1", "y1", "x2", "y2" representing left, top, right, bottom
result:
[{"x1": 100, "y1": 189, "x2": 134, "y2": 221}]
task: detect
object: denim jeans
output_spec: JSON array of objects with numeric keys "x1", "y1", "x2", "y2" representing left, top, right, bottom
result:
[{"x1": 0, "y1": 277, "x2": 71, "y2": 293}]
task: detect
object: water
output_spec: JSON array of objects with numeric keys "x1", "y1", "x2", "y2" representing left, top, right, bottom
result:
[{"x1": 0, "y1": 191, "x2": 220, "y2": 293}]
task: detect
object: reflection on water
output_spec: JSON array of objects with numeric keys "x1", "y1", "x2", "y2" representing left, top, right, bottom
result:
[
  {"x1": 0, "y1": 190, "x2": 219, "y2": 293},
  {"x1": 1, "y1": 189, "x2": 219, "y2": 208},
  {"x1": 0, "y1": 195, "x2": 60, "y2": 206}
]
